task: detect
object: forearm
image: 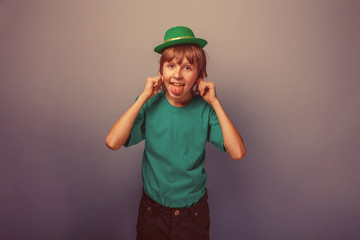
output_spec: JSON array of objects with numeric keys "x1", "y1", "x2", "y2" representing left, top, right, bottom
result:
[
  {"x1": 210, "y1": 99, "x2": 247, "y2": 160},
  {"x1": 105, "y1": 94, "x2": 147, "y2": 150}
]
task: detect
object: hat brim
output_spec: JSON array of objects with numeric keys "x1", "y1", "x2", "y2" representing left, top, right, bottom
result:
[{"x1": 154, "y1": 38, "x2": 207, "y2": 54}]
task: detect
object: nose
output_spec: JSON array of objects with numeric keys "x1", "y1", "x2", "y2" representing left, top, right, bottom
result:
[{"x1": 174, "y1": 67, "x2": 182, "y2": 79}]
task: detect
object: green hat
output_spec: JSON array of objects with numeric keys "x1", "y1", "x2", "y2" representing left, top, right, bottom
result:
[{"x1": 154, "y1": 26, "x2": 208, "y2": 54}]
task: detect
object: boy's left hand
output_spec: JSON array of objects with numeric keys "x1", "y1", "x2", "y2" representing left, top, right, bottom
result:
[{"x1": 197, "y1": 78, "x2": 218, "y2": 105}]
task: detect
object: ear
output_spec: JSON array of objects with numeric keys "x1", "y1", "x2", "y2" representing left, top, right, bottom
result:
[
  {"x1": 196, "y1": 77, "x2": 202, "y2": 86},
  {"x1": 158, "y1": 70, "x2": 163, "y2": 79}
]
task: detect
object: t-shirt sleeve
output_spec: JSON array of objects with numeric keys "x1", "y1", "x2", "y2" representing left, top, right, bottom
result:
[
  {"x1": 123, "y1": 97, "x2": 146, "y2": 147},
  {"x1": 207, "y1": 107, "x2": 227, "y2": 152}
]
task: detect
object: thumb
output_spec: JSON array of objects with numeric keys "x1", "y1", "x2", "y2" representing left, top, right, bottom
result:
[
  {"x1": 197, "y1": 78, "x2": 205, "y2": 96},
  {"x1": 196, "y1": 77, "x2": 203, "y2": 86}
]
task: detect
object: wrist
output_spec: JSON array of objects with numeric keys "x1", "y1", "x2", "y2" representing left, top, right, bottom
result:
[
  {"x1": 209, "y1": 97, "x2": 220, "y2": 108},
  {"x1": 138, "y1": 93, "x2": 149, "y2": 104}
]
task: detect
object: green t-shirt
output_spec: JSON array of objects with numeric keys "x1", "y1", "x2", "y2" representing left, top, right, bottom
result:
[{"x1": 125, "y1": 91, "x2": 226, "y2": 208}]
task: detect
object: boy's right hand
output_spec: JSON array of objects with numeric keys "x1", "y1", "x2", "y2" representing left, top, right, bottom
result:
[{"x1": 140, "y1": 74, "x2": 163, "y2": 101}]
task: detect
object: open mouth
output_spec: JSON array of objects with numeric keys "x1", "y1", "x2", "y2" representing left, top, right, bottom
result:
[
  {"x1": 170, "y1": 82, "x2": 185, "y2": 86},
  {"x1": 169, "y1": 82, "x2": 185, "y2": 95}
]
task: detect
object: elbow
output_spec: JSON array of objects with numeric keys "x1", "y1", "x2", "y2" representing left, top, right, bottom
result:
[
  {"x1": 230, "y1": 147, "x2": 247, "y2": 160},
  {"x1": 224, "y1": 140, "x2": 247, "y2": 160},
  {"x1": 105, "y1": 137, "x2": 121, "y2": 150},
  {"x1": 231, "y1": 152, "x2": 246, "y2": 160},
  {"x1": 106, "y1": 143, "x2": 121, "y2": 151}
]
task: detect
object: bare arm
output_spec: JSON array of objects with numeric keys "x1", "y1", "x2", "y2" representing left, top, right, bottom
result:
[
  {"x1": 105, "y1": 94, "x2": 147, "y2": 150},
  {"x1": 105, "y1": 75, "x2": 162, "y2": 150},
  {"x1": 210, "y1": 99, "x2": 246, "y2": 159},
  {"x1": 197, "y1": 79, "x2": 247, "y2": 160}
]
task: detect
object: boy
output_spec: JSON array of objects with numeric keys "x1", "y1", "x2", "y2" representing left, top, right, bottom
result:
[{"x1": 106, "y1": 26, "x2": 246, "y2": 240}]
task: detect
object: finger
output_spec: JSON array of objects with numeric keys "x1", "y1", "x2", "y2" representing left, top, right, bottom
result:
[
  {"x1": 202, "y1": 81, "x2": 214, "y2": 90},
  {"x1": 201, "y1": 87, "x2": 208, "y2": 97},
  {"x1": 202, "y1": 85, "x2": 209, "y2": 97},
  {"x1": 154, "y1": 77, "x2": 162, "y2": 88},
  {"x1": 150, "y1": 78, "x2": 156, "y2": 87},
  {"x1": 153, "y1": 74, "x2": 162, "y2": 85},
  {"x1": 196, "y1": 77, "x2": 203, "y2": 87},
  {"x1": 202, "y1": 82, "x2": 213, "y2": 97},
  {"x1": 153, "y1": 82, "x2": 159, "y2": 90},
  {"x1": 197, "y1": 81, "x2": 204, "y2": 96},
  {"x1": 200, "y1": 81, "x2": 210, "y2": 96},
  {"x1": 207, "y1": 82, "x2": 216, "y2": 96},
  {"x1": 146, "y1": 77, "x2": 154, "y2": 87}
]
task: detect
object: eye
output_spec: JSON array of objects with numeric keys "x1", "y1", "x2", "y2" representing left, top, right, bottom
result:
[
  {"x1": 184, "y1": 65, "x2": 192, "y2": 70},
  {"x1": 167, "y1": 63, "x2": 175, "y2": 68}
]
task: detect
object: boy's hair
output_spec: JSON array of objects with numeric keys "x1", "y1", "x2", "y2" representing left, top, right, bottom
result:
[{"x1": 159, "y1": 44, "x2": 208, "y2": 79}]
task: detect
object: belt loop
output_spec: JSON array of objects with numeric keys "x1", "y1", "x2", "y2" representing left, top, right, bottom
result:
[
  {"x1": 189, "y1": 205, "x2": 195, "y2": 220},
  {"x1": 152, "y1": 201, "x2": 161, "y2": 217}
]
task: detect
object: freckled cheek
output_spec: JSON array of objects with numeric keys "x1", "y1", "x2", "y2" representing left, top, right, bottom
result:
[
  {"x1": 162, "y1": 73, "x2": 171, "y2": 81},
  {"x1": 162, "y1": 77, "x2": 171, "y2": 86},
  {"x1": 161, "y1": 69, "x2": 171, "y2": 78},
  {"x1": 183, "y1": 74, "x2": 198, "y2": 84},
  {"x1": 162, "y1": 72, "x2": 174, "y2": 83}
]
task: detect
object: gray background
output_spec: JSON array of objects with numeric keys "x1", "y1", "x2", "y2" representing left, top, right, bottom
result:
[{"x1": 1, "y1": 0, "x2": 359, "y2": 239}]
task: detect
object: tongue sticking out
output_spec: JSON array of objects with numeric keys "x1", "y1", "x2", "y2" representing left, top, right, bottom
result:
[{"x1": 170, "y1": 84, "x2": 184, "y2": 95}]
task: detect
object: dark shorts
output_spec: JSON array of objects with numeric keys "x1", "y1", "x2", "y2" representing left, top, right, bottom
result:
[{"x1": 136, "y1": 189, "x2": 210, "y2": 240}]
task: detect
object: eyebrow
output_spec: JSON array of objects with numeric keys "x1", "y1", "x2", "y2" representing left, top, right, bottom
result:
[{"x1": 167, "y1": 60, "x2": 192, "y2": 65}]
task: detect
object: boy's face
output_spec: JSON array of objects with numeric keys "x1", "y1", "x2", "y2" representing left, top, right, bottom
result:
[{"x1": 161, "y1": 57, "x2": 199, "y2": 106}]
